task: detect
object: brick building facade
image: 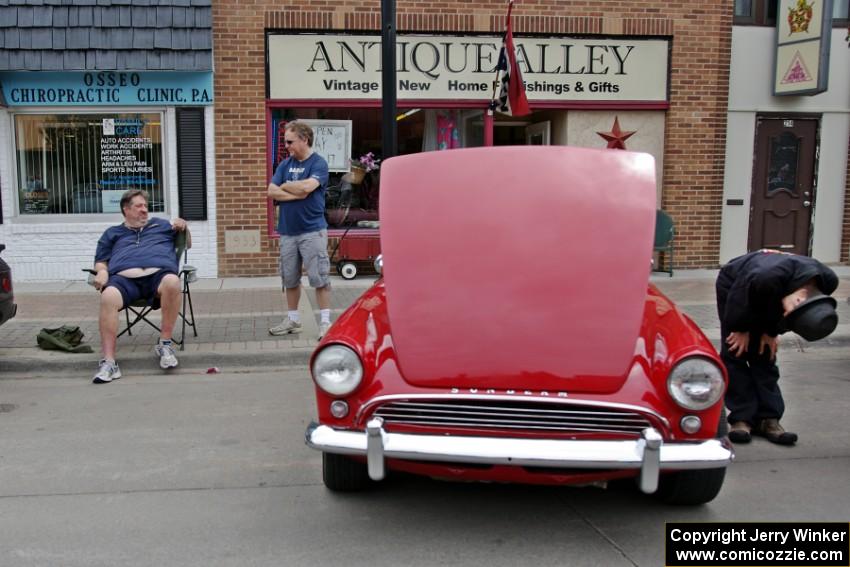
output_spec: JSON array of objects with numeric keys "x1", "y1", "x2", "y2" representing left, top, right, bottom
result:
[{"x1": 213, "y1": 1, "x2": 733, "y2": 276}]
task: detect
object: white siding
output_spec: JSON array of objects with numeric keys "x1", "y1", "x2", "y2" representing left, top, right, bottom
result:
[
  {"x1": 0, "y1": 105, "x2": 218, "y2": 281},
  {"x1": 721, "y1": 27, "x2": 850, "y2": 264}
]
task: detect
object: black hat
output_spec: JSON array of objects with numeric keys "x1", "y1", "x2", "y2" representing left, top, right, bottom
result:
[{"x1": 783, "y1": 295, "x2": 838, "y2": 342}]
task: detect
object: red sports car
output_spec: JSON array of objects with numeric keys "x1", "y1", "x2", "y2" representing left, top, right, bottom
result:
[{"x1": 306, "y1": 146, "x2": 733, "y2": 505}]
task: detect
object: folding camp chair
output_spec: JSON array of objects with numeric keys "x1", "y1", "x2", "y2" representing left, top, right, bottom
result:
[{"x1": 84, "y1": 229, "x2": 198, "y2": 350}]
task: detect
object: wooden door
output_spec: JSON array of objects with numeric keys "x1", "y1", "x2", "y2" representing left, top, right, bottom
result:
[{"x1": 748, "y1": 117, "x2": 817, "y2": 255}]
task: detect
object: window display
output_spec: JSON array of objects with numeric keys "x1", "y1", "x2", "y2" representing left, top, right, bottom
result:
[
  {"x1": 14, "y1": 113, "x2": 164, "y2": 215},
  {"x1": 269, "y1": 107, "x2": 484, "y2": 232}
]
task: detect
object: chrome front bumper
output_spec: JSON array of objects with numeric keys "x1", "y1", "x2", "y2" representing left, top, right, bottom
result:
[{"x1": 305, "y1": 418, "x2": 734, "y2": 494}]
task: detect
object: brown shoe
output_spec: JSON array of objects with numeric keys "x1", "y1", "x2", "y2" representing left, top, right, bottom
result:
[
  {"x1": 755, "y1": 418, "x2": 797, "y2": 445},
  {"x1": 728, "y1": 421, "x2": 752, "y2": 444}
]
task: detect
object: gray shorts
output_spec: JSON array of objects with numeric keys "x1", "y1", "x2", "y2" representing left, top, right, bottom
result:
[{"x1": 279, "y1": 229, "x2": 331, "y2": 289}]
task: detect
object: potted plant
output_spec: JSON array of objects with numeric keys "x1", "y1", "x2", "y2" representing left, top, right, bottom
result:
[{"x1": 349, "y1": 152, "x2": 380, "y2": 184}]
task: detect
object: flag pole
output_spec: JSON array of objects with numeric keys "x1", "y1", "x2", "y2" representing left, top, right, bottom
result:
[
  {"x1": 488, "y1": 0, "x2": 513, "y2": 106},
  {"x1": 486, "y1": 0, "x2": 512, "y2": 146}
]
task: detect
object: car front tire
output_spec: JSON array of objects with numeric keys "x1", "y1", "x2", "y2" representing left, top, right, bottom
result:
[
  {"x1": 654, "y1": 409, "x2": 728, "y2": 505},
  {"x1": 322, "y1": 452, "x2": 371, "y2": 492}
]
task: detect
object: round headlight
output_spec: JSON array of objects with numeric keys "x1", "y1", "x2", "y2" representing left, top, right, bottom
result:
[
  {"x1": 312, "y1": 345, "x2": 364, "y2": 396},
  {"x1": 667, "y1": 357, "x2": 725, "y2": 411}
]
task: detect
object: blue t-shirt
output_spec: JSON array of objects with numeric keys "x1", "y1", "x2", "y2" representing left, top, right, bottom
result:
[
  {"x1": 271, "y1": 152, "x2": 329, "y2": 236},
  {"x1": 95, "y1": 217, "x2": 179, "y2": 275}
]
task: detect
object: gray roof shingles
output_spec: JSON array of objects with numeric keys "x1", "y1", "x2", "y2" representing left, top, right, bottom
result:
[
  {"x1": 31, "y1": 26, "x2": 50, "y2": 47},
  {"x1": 155, "y1": 6, "x2": 171, "y2": 27},
  {"x1": 52, "y1": 6, "x2": 67, "y2": 26},
  {"x1": 17, "y1": 6, "x2": 33, "y2": 26},
  {"x1": 0, "y1": 7, "x2": 17, "y2": 26},
  {"x1": 33, "y1": 6, "x2": 52, "y2": 26},
  {"x1": 101, "y1": 6, "x2": 119, "y2": 27},
  {"x1": 5, "y1": 28, "x2": 20, "y2": 49},
  {"x1": 52, "y1": 28, "x2": 65, "y2": 49},
  {"x1": 77, "y1": 6, "x2": 93, "y2": 27},
  {"x1": 41, "y1": 50, "x2": 63, "y2": 69},
  {"x1": 0, "y1": 0, "x2": 212, "y2": 71},
  {"x1": 132, "y1": 28, "x2": 153, "y2": 49}
]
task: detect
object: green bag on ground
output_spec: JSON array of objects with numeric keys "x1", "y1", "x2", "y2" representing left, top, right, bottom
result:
[{"x1": 37, "y1": 325, "x2": 94, "y2": 354}]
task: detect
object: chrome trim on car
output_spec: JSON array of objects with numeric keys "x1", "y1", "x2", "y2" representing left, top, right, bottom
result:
[
  {"x1": 371, "y1": 400, "x2": 653, "y2": 435},
  {"x1": 366, "y1": 417, "x2": 387, "y2": 480},
  {"x1": 305, "y1": 422, "x2": 734, "y2": 495},
  {"x1": 355, "y1": 394, "x2": 671, "y2": 431}
]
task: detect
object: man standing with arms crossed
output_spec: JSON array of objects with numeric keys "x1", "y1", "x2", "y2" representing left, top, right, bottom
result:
[{"x1": 267, "y1": 121, "x2": 333, "y2": 340}]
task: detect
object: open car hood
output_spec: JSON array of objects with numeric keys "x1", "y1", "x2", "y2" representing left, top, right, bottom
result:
[{"x1": 379, "y1": 146, "x2": 656, "y2": 393}]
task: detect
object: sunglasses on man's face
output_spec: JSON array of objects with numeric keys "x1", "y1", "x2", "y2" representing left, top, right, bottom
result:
[{"x1": 284, "y1": 138, "x2": 298, "y2": 145}]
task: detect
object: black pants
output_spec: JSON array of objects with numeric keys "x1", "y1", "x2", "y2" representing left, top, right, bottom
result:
[
  {"x1": 720, "y1": 329, "x2": 784, "y2": 425},
  {"x1": 717, "y1": 273, "x2": 784, "y2": 425}
]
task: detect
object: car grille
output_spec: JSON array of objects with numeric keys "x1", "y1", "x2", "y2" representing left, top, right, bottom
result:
[{"x1": 371, "y1": 399, "x2": 653, "y2": 435}]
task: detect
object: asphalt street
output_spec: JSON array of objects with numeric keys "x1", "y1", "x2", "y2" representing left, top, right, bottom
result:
[{"x1": 1, "y1": 346, "x2": 849, "y2": 567}]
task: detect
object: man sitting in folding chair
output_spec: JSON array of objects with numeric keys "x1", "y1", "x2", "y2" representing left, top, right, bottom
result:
[{"x1": 90, "y1": 189, "x2": 188, "y2": 384}]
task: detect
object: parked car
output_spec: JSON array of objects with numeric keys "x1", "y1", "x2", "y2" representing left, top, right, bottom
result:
[
  {"x1": 0, "y1": 244, "x2": 17, "y2": 326},
  {"x1": 305, "y1": 146, "x2": 733, "y2": 505}
]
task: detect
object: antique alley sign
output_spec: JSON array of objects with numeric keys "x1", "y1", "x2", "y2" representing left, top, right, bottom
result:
[
  {"x1": 267, "y1": 33, "x2": 669, "y2": 103},
  {"x1": 774, "y1": 0, "x2": 833, "y2": 95}
]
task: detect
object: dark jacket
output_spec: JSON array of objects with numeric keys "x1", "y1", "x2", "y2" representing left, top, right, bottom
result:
[{"x1": 716, "y1": 250, "x2": 838, "y2": 336}]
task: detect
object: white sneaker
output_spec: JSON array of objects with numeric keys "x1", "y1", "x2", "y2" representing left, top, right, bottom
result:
[
  {"x1": 269, "y1": 318, "x2": 302, "y2": 336},
  {"x1": 93, "y1": 359, "x2": 122, "y2": 384},
  {"x1": 155, "y1": 341, "x2": 179, "y2": 369},
  {"x1": 318, "y1": 321, "x2": 332, "y2": 341}
]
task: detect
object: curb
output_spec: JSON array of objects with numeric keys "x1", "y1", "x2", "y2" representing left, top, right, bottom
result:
[
  {"x1": 3, "y1": 331, "x2": 849, "y2": 379},
  {"x1": 0, "y1": 346, "x2": 314, "y2": 378}
]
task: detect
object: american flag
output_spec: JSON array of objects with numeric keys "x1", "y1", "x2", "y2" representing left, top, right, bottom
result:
[{"x1": 492, "y1": 1, "x2": 530, "y2": 116}]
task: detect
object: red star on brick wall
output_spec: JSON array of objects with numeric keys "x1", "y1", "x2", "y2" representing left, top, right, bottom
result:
[{"x1": 596, "y1": 116, "x2": 636, "y2": 150}]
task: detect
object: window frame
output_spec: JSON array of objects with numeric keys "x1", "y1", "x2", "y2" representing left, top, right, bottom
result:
[
  {"x1": 734, "y1": 0, "x2": 849, "y2": 27},
  {"x1": 9, "y1": 107, "x2": 171, "y2": 222},
  {"x1": 734, "y1": 0, "x2": 777, "y2": 26},
  {"x1": 833, "y1": 0, "x2": 850, "y2": 26}
]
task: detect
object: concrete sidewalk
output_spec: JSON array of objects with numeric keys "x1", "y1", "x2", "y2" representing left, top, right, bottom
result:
[{"x1": 1, "y1": 268, "x2": 849, "y2": 378}]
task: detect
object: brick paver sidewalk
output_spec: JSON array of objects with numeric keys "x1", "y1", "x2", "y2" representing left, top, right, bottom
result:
[{"x1": 1, "y1": 272, "x2": 848, "y2": 357}]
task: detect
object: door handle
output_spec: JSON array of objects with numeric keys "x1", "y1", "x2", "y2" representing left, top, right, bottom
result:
[{"x1": 803, "y1": 201, "x2": 811, "y2": 207}]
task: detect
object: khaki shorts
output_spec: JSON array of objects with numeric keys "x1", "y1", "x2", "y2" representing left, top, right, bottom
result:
[{"x1": 279, "y1": 229, "x2": 331, "y2": 289}]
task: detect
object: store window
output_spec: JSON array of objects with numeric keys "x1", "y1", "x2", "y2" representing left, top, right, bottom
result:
[
  {"x1": 734, "y1": 0, "x2": 777, "y2": 25},
  {"x1": 14, "y1": 113, "x2": 164, "y2": 215},
  {"x1": 270, "y1": 107, "x2": 484, "y2": 231},
  {"x1": 734, "y1": 0, "x2": 848, "y2": 25},
  {"x1": 836, "y1": 0, "x2": 850, "y2": 23}
]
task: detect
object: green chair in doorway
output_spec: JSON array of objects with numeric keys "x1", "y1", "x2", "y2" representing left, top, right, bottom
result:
[{"x1": 653, "y1": 209, "x2": 675, "y2": 277}]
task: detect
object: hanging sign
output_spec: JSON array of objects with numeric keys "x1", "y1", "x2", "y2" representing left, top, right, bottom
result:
[{"x1": 774, "y1": 0, "x2": 833, "y2": 95}]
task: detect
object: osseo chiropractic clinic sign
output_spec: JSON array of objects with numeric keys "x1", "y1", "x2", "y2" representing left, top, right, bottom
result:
[
  {"x1": 0, "y1": 71, "x2": 213, "y2": 106},
  {"x1": 268, "y1": 34, "x2": 669, "y2": 103}
]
